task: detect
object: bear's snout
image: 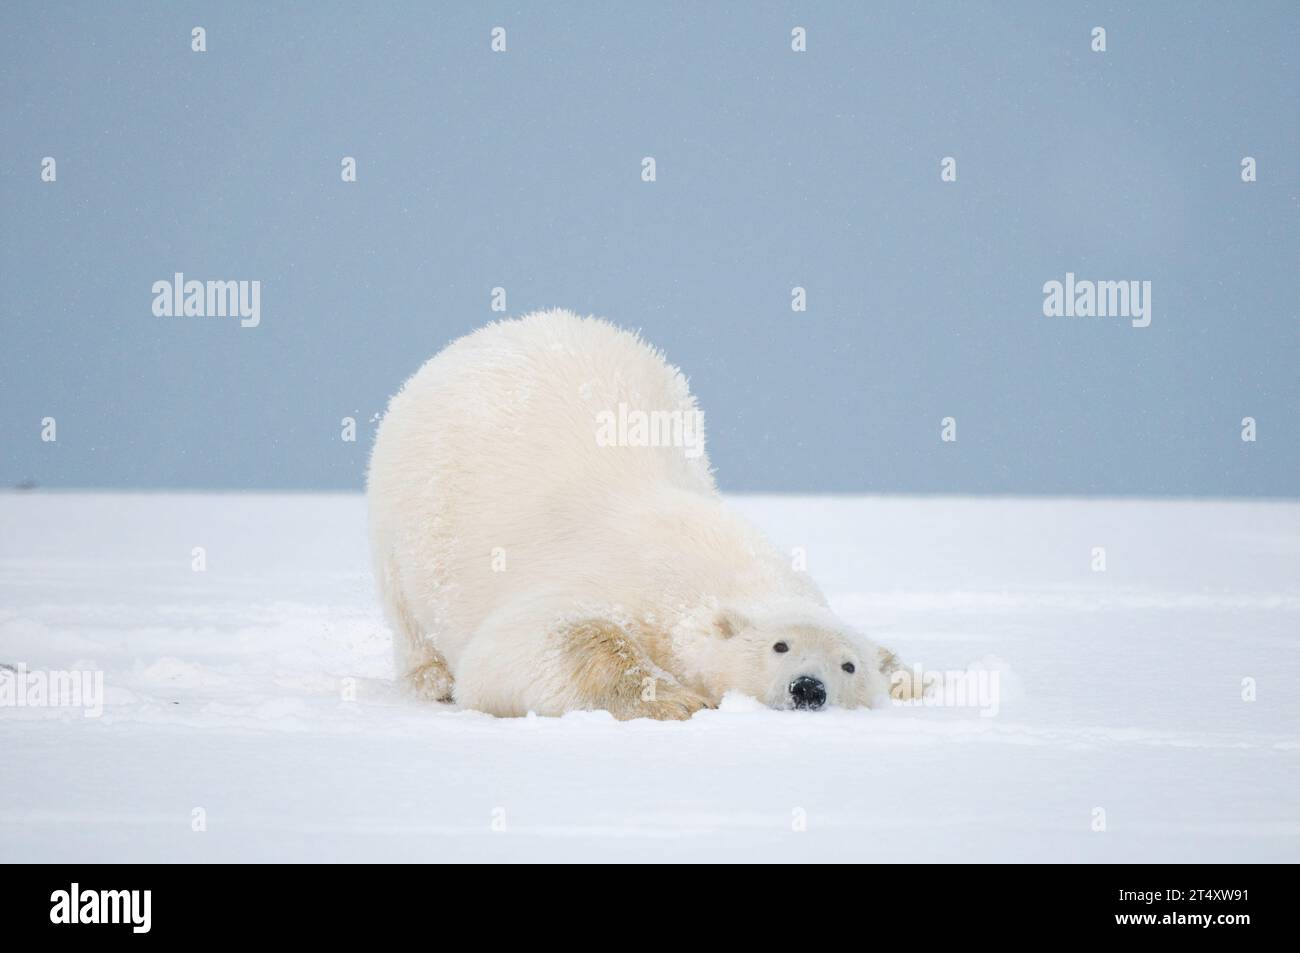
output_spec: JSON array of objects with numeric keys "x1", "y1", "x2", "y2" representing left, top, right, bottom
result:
[{"x1": 789, "y1": 675, "x2": 827, "y2": 711}]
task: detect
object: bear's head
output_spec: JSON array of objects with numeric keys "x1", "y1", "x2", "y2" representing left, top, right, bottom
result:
[{"x1": 686, "y1": 602, "x2": 896, "y2": 710}]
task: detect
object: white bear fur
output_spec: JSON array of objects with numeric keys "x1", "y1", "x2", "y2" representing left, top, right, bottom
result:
[{"x1": 367, "y1": 309, "x2": 902, "y2": 718}]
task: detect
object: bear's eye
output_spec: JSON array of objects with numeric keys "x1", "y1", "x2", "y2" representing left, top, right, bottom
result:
[
  {"x1": 773, "y1": 641, "x2": 789, "y2": 653},
  {"x1": 842, "y1": 662, "x2": 856, "y2": 674}
]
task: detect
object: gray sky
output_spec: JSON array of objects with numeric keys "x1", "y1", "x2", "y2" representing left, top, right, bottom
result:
[{"x1": 2, "y1": 2, "x2": 1297, "y2": 495}]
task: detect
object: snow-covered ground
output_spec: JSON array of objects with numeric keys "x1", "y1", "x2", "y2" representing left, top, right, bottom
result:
[{"x1": 2, "y1": 492, "x2": 1297, "y2": 862}]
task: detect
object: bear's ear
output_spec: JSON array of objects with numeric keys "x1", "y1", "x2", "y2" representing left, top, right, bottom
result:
[{"x1": 713, "y1": 609, "x2": 749, "y2": 639}]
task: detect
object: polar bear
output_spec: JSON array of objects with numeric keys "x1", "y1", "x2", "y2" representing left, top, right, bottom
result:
[{"x1": 367, "y1": 309, "x2": 906, "y2": 719}]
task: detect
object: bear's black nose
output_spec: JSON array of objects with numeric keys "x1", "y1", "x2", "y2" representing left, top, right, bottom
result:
[{"x1": 789, "y1": 675, "x2": 827, "y2": 710}]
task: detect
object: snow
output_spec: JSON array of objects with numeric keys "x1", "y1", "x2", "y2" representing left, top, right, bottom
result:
[{"x1": 2, "y1": 492, "x2": 1298, "y2": 862}]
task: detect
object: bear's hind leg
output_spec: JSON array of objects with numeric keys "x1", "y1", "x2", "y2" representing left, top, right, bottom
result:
[
  {"x1": 406, "y1": 643, "x2": 455, "y2": 703},
  {"x1": 378, "y1": 553, "x2": 454, "y2": 702}
]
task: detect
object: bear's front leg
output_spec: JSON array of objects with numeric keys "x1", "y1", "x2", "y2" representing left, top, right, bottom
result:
[
  {"x1": 559, "y1": 618, "x2": 711, "y2": 721},
  {"x1": 455, "y1": 609, "x2": 710, "y2": 720}
]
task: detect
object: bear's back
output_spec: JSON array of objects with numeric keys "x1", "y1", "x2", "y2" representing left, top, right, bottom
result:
[{"x1": 374, "y1": 309, "x2": 714, "y2": 506}]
